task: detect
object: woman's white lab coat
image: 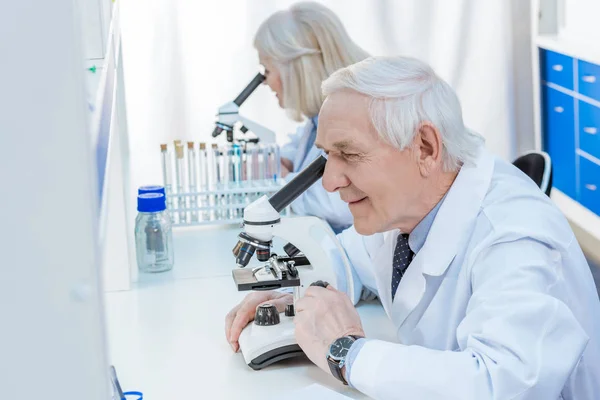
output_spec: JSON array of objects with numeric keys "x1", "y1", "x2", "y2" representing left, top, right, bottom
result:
[
  {"x1": 280, "y1": 118, "x2": 353, "y2": 233},
  {"x1": 333, "y1": 147, "x2": 600, "y2": 399}
]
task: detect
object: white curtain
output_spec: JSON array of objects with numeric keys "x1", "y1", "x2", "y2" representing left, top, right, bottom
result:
[{"x1": 120, "y1": 0, "x2": 534, "y2": 191}]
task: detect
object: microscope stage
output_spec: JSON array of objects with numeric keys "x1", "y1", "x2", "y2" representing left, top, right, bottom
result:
[{"x1": 232, "y1": 268, "x2": 301, "y2": 291}]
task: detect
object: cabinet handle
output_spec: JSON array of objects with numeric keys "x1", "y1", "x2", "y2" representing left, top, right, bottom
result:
[
  {"x1": 582, "y1": 75, "x2": 597, "y2": 83},
  {"x1": 585, "y1": 184, "x2": 597, "y2": 191},
  {"x1": 552, "y1": 64, "x2": 564, "y2": 72},
  {"x1": 583, "y1": 127, "x2": 598, "y2": 135},
  {"x1": 554, "y1": 106, "x2": 564, "y2": 113}
]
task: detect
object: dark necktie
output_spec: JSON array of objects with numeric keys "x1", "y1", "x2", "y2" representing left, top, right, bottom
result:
[{"x1": 391, "y1": 233, "x2": 414, "y2": 301}]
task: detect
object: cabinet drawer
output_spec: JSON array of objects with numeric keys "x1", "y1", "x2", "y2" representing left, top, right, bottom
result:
[
  {"x1": 540, "y1": 48, "x2": 574, "y2": 90},
  {"x1": 542, "y1": 85, "x2": 577, "y2": 198},
  {"x1": 578, "y1": 59, "x2": 600, "y2": 102},
  {"x1": 579, "y1": 100, "x2": 600, "y2": 160},
  {"x1": 579, "y1": 156, "x2": 600, "y2": 216}
]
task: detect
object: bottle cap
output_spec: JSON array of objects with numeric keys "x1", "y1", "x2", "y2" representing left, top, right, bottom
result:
[
  {"x1": 137, "y1": 193, "x2": 166, "y2": 212},
  {"x1": 138, "y1": 185, "x2": 165, "y2": 196}
]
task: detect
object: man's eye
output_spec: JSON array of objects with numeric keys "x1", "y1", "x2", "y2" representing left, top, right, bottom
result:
[{"x1": 341, "y1": 152, "x2": 359, "y2": 160}]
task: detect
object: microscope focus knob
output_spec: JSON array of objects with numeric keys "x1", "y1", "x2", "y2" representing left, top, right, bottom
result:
[
  {"x1": 285, "y1": 304, "x2": 295, "y2": 317},
  {"x1": 254, "y1": 304, "x2": 280, "y2": 326}
]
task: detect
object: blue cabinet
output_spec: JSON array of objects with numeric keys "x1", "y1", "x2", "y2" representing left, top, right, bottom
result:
[
  {"x1": 580, "y1": 157, "x2": 600, "y2": 216},
  {"x1": 579, "y1": 101, "x2": 600, "y2": 161},
  {"x1": 542, "y1": 86, "x2": 577, "y2": 197},
  {"x1": 540, "y1": 48, "x2": 600, "y2": 217},
  {"x1": 540, "y1": 49, "x2": 574, "y2": 90},
  {"x1": 578, "y1": 60, "x2": 600, "y2": 102}
]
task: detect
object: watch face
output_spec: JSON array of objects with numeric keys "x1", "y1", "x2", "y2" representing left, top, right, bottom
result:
[{"x1": 329, "y1": 336, "x2": 355, "y2": 360}]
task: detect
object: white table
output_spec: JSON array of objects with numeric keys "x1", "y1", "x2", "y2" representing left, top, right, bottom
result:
[{"x1": 105, "y1": 225, "x2": 396, "y2": 399}]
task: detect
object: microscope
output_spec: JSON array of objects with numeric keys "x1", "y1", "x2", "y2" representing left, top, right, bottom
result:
[
  {"x1": 231, "y1": 155, "x2": 355, "y2": 370},
  {"x1": 212, "y1": 73, "x2": 276, "y2": 143}
]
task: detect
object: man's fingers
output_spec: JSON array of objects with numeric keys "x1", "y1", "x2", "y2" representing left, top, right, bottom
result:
[
  {"x1": 228, "y1": 309, "x2": 253, "y2": 345},
  {"x1": 295, "y1": 296, "x2": 316, "y2": 313},
  {"x1": 225, "y1": 304, "x2": 241, "y2": 340},
  {"x1": 228, "y1": 299, "x2": 259, "y2": 340},
  {"x1": 304, "y1": 286, "x2": 326, "y2": 298}
]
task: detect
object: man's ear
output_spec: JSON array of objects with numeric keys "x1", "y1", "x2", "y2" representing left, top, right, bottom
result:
[{"x1": 414, "y1": 122, "x2": 443, "y2": 176}]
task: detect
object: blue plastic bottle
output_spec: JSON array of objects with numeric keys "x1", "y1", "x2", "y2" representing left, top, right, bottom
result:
[
  {"x1": 138, "y1": 185, "x2": 166, "y2": 196},
  {"x1": 134, "y1": 193, "x2": 174, "y2": 273}
]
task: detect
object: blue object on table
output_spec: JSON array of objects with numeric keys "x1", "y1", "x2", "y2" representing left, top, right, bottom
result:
[
  {"x1": 123, "y1": 391, "x2": 143, "y2": 400},
  {"x1": 138, "y1": 185, "x2": 166, "y2": 196},
  {"x1": 135, "y1": 193, "x2": 174, "y2": 273}
]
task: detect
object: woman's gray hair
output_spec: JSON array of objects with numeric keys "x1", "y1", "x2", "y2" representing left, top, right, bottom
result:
[
  {"x1": 254, "y1": 2, "x2": 368, "y2": 121},
  {"x1": 322, "y1": 56, "x2": 484, "y2": 171}
]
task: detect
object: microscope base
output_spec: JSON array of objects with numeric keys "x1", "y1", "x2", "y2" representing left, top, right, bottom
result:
[
  {"x1": 238, "y1": 315, "x2": 306, "y2": 370},
  {"x1": 247, "y1": 344, "x2": 304, "y2": 370}
]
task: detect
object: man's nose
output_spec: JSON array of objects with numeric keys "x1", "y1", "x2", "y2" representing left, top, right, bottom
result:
[{"x1": 322, "y1": 156, "x2": 350, "y2": 193}]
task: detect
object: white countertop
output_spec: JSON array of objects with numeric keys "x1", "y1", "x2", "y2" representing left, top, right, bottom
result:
[
  {"x1": 536, "y1": 34, "x2": 600, "y2": 66},
  {"x1": 104, "y1": 225, "x2": 396, "y2": 399}
]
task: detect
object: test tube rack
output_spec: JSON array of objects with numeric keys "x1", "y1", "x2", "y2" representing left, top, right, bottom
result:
[{"x1": 160, "y1": 140, "x2": 289, "y2": 227}]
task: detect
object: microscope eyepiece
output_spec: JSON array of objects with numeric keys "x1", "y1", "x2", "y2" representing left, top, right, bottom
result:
[
  {"x1": 268, "y1": 155, "x2": 327, "y2": 212},
  {"x1": 233, "y1": 73, "x2": 266, "y2": 107}
]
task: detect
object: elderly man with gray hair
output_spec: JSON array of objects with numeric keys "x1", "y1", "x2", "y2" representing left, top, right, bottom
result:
[{"x1": 226, "y1": 56, "x2": 600, "y2": 399}]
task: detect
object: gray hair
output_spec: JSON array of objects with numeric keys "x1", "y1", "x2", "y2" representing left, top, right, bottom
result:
[
  {"x1": 322, "y1": 56, "x2": 484, "y2": 171},
  {"x1": 254, "y1": 2, "x2": 369, "y2": 121}
]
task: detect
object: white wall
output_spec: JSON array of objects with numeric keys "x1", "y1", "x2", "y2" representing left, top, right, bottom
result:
[
  {"x1": 0, "y1": 1, "x2": 109, "y2": 398},
  {"x1": 121, "y1": 0, "x2": 533, "y2": 194},
  {"x1": 562, "y1": 0, "x2": 600, "y2": 42}
]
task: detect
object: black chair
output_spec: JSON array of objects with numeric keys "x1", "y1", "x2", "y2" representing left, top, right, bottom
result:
[{"x1": 512, "y1": 151, "x2": 553, "y2": 196}]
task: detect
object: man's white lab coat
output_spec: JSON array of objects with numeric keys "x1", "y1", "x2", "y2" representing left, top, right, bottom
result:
[{"x1": 333, "y1": 147, "x2": 600, "y2": 399}]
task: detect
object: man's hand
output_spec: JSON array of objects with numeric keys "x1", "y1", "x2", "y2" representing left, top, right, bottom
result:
[
  {"x1": 225, "y1": 290, "x2": 293, "y2": 352},
  {"x1": 294, "y1": 285, "x2": 365, "y2": 373}
]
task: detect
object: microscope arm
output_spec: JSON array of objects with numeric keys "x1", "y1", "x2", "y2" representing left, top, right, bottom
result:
[
  {"x1": 237, "y1": 115, "x2": 276, "y2": 143},
  {"x1": 213, "y1": 73, "x2": 273, "y2": 142}
]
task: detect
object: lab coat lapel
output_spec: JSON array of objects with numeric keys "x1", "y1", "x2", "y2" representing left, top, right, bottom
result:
[
  {"x1": 390, "y1": 147, "x2": 495, "y2": 328},
  {"x1": 370, "y1": 230, "x2": 398, "y2": 317}
]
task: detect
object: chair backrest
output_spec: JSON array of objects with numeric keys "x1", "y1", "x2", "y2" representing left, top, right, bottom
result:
[{"x1": 512, "y1": 151, "x2": 553, "y2": 196}]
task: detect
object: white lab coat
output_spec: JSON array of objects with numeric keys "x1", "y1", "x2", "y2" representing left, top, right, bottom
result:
[
  {"x1": 333, "y1": 147, "x2": 600, "y2": 400},
  {"x1": 280, "y1": 119, "x2": 353, "y2": 233}
]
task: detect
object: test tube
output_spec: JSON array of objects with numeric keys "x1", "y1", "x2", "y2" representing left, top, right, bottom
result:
[
  {"x1": 212, "y1": 143, "x2": 221, "y2": 220},
  {"x1": 240, "y1": 144, "x2": 250, "y2": 209},
  {"x1": 160, "y1": 144, "x2": 174, "y2": 218},
  {"x1": 187, "y1": 142, "x2": 197, "y2": 222},
  {"x1": 272, "y1": 143, "x2": 281, "y2": 183},
  {"x1": 223, "y1": 144, "x2": 233, "y2": 219},
  {"x1": 232, "y1": 144, "x2": 243, "y2": 217},
  {"x1": 250, "y1": 144, "x2": 260, "y2": 203},
  {"x1": 265, "y1": 144, "x2": 275, "y2": 185},
  {"x1": 198, "y1": 142, "x2": 209, "y2": 221},
  {"x1": 174, "y1": 141, "x2": 186, "y2": 224},
  {"x1": 259, "y1": 144, "x2": 267, "y2": 182}
]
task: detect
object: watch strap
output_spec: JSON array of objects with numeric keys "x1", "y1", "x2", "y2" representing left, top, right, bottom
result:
[
  {"x1": 327, "y1": 335, "x2": 363, "y2": 385},
  {"x1": 328, "y1": 357, "x2": 347, "y2": 384}
]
